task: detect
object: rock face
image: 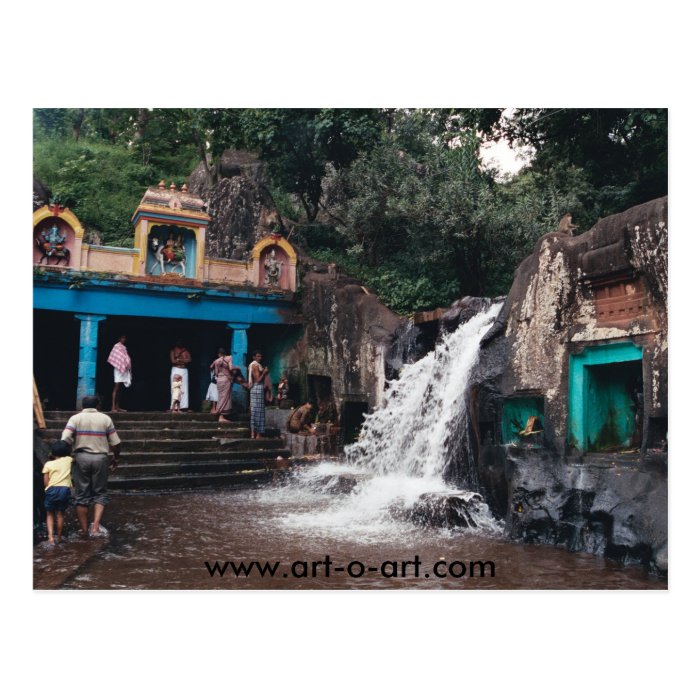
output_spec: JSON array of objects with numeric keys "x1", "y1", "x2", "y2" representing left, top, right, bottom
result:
[
  {"x1": 440, "y1": 295, "x2": 500, "y2": 335},
  {"x1": 384, "y1": 318, "x2": 434, "y2": 381},
  {"x1": 479, "y1": 447, "x2": 668, "y2": 574},
  {"x1": 188, "y1": 150, "x2": 283, "y2": 260},
  {"x1": 282, "y1": 261, "x2": 401, "y2": 423},
  {"x1": 469, "y1": 197, "x2": 668, "y2": 574},
  {"x1": 33, "y1": 177, "x2": 51, "y2": 211}
]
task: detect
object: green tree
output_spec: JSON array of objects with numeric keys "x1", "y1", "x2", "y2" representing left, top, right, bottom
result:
[
  {"x1": 499, "y1": 108, "x2": 667, "y2": 221},
  {"x1": 233, "y1": 108, "x2": 384, "y2": 222}
]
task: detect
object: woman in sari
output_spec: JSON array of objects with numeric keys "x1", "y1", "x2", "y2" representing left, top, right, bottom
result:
[{"x1": 210, "y1": 348, "x2": 248, "y2": 422}]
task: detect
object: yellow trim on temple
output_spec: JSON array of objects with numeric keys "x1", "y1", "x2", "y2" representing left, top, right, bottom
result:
[
  {"x1": 33, "y1": 206, "x2": 85, "y2": 239},
  {"x1": 251, "y1": 235, "x2": 297, "y2": 262}
]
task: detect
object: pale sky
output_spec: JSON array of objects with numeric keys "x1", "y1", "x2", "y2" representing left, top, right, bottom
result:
[{"x1": 480, "y1": 138, "x2": 533, "y2": 178}]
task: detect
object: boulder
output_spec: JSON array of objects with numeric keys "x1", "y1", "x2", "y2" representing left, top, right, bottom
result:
[
  {"x1": 200, "y1": 175, "x2": 282, "y2": 260},
  {"x1": 389, "y1": 491, "x2": 487, "y2": 529}
]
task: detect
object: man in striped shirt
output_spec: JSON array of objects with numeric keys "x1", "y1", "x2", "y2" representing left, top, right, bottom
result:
[{"x1": 61, "y1": 395, "x2": 121, "y2": 536}]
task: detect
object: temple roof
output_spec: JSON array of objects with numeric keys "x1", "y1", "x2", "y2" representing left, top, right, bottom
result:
[{"x1": 137, "y1": 181, "x2": 206, "y2": 213}]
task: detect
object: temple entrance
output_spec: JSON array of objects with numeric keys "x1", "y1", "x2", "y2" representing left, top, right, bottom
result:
[
  {"x1": 568, "y1": 342, "x2": 644, "y2": 453},
  {"x1": 96, "y1": 316, "x2": 229, "y2": 411},
  {"x1": 585, "y1": 361, "x2": 643, "y2": 451}
]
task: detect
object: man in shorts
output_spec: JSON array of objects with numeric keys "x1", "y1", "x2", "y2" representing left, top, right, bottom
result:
[{"x1": 61, "y1": 395, "x2": 121, "y2": 536}]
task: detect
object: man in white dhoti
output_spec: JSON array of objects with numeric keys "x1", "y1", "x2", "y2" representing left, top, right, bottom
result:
[{"x1": 107, "y1": 335, "x2": 131, "y2": 412}]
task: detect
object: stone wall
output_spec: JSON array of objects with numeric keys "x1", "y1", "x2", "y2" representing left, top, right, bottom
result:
[{"x1": 281, "y1": 262, "x2": 401, "y2": 417}]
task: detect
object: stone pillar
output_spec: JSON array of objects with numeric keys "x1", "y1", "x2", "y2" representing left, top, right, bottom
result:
[
  {"x1": 75, "y1": 314, "x2": 106, "y2": 408},
  {"x1": 227, "y1": 322, "x2": 250, "y2": 410}
]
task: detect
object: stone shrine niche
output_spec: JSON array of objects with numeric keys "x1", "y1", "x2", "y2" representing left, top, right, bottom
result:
[
  {"x1": 33, "y1": 206, "x2": 82, "y2": 268},
  {"x1": 146, "y1": 226, "x2": 196, "y2": 278},
  {"x1": 250, "y1": 235, "x2": 297, "y2": 291},
  {"x1": 259, "y1": 245, "x2": 289, "y2": 288}
]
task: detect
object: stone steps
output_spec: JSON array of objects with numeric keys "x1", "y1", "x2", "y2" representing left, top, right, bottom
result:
[
  {"x1": 41, "y1": 436, "x2": 281, "y2": 453},
  {"x1": 38, "y1": 410, "x2": 286, "y2": 491},
  {"x1": 44, "y1": 411, "x2": 239, "y2": 423},
  {"x1": 115, "y1": 456, "x2": 287, "y2": 477},
  {"x1": 117, "y1": 446, "x2": 289, "y2": 465},
  {"x1": 41, "y1": 426, "x2": 250, "y2": 440}
]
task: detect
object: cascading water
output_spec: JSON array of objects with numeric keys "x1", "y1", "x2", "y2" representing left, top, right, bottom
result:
[{"x1": 265, "y1": 302, "x2": 504, "y2": 540}]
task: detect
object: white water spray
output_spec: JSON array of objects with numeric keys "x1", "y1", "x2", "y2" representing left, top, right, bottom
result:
[
  {"x1": 268, "y1": 303, "x2": 504, "y2": 539},
  {"x1": 346, "y1": 303, "x2": 502, "y2": 480}
]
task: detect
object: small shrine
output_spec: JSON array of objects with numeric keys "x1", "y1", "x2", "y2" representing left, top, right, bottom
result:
[
  {"x1": 131, "y1": 181, "x2": 209, "y2": 281},
  {"x1": 33, "y1": 201, "x2": 84, "y2": 268}
]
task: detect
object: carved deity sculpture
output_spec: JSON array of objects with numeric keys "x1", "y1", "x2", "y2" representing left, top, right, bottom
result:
[
  {"x1": 36, "y1": 223, "x2": 70, "y2": 265},
  {"x1": 149, "y1": 233, "x2": 187, "y2": 276},
  {"x1": 264, "y1": 248, "x2": 284, "y2": 286}
]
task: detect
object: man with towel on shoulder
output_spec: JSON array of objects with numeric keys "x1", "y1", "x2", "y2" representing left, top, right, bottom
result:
[{"x1": 107, "y1": 334, "x2": 131, "y2": 412}]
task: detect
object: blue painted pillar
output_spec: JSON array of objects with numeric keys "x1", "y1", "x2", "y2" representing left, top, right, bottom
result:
[
  {"x1": 75, "y1": 314, "x2": 107, "y2": 408},
  {"x1": 227, "y1": 322, "x2": 250, "y2": 410}
]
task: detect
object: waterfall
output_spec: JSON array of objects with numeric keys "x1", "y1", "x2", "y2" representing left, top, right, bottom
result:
[
  {"x1": 270, "y1": 302, "x2": 504, "y2": 538},
  {"x1": 346, "y1": 302, "x2": 502, "y2": 484}
]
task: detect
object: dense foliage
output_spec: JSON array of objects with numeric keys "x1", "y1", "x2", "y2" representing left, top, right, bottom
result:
[{"x1": 33, "y1": 108, "x2": 667, "y2": 313}]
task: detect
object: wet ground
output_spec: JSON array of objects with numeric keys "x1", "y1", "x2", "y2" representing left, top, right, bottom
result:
[{"x1": 34, "y1": 485, "x2": 666, "y2": 590}]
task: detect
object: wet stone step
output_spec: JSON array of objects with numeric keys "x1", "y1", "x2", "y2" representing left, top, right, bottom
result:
[
  {"x1": 115, "y1": 437, "x2": 285, "y2": 452},
  {"x1": 42, "y1": 419, "x2": 250, "y2": 430},
  {"x1": 40, "y1": 427, "x2": 250, "y2": 441},
  {"x1": 42, "y1": 411, "x2": 247, "y2": 423},
  {"x1": 114, "y1": 458, "x2": 283, "y2": 478},
  {"x1": 118, "y1": 448, "x2": 290, "y2": 465}
]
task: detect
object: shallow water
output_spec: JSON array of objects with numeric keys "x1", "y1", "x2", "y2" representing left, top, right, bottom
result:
[{"x1": 33, "y1": 482, "x2": 666, "y2": 590}]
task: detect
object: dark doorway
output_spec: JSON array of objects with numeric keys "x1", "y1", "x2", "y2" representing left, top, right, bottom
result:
[
  {"x1": 97, "y1": 317, "x2": 230, "y2": 411},
  {"x1": 34, "y1": 310, "x2": 80, "y2": 410},
  {"x1": 341, "y1": 401, "x2": 368, "y2": 444},
  {"x1": 586, "y1": 360, "x2": 643, "y2": 451}
]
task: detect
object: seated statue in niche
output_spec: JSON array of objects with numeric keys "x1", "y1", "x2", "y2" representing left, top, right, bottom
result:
[
  {"x1": 264, "y1": 248, "x2": 284, "y2": 287},
  {"x1": 35, "y1": 223, "x2": 70, "y2": 265},
  {"x1": 149, "y1": 232, "x2": 187, "y2": 276}
]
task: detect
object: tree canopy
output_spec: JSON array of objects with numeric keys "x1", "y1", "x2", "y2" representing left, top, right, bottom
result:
[{"x1": 33, "y1": 107, "x2": 667, "y2": 313}]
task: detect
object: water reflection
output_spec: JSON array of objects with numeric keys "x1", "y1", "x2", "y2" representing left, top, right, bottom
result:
[{"x1": 34, "y1": 488, "x2": 665, "y2": 590}]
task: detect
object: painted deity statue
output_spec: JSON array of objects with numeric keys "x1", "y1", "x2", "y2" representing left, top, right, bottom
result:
[
  {"x1": 264, "y1": 248, "x2": 284, "y2": 287},
  {"x1": 36, "y1": 223, "x2": 70, "y2": 265},
  {"x1": 149, "y1": 233, "x2": 187, "y2": 276}
]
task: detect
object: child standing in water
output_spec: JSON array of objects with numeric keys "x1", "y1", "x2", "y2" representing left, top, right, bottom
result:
[
  {"x1": 42, "y1": 440, "x2": 73, "y2": 544},
  {"x1": 171, "y1": 374, "x2": 183, "y2": 412}
]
